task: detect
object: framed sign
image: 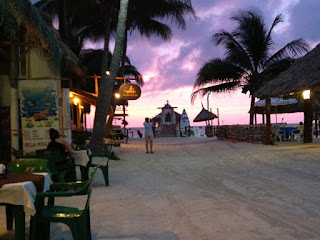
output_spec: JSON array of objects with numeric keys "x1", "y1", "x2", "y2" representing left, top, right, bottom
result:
[
  {"x1": 119, "y1": 83, "x2": 141, "y2": 100},
  {"x1": 19, "y1": 80, "x2": 59, "y2": 152}
]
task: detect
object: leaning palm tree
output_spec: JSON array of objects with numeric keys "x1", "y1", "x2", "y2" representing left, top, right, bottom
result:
[
  {"x1": 90, "y1": 0, "x2": 129, "y2": 152},
  {"x1": 90, "y1": 0, "x2": 195, "y2": 150},
  {"x1": 192, "y1": 10, "x2": 309, "y2": 124}
]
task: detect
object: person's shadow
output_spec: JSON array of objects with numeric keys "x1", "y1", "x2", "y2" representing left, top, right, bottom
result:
[{"x1": 97, "y1": 231, "x2": 179, "y2": 240}]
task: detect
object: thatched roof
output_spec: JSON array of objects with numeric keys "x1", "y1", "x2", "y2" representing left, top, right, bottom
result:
[
  {"x1": 0, "y1": 0, "x2": 62, "y2": 70},
  {"x1": 257, "y1": 43, "x2": 320, "y2": 98},
  {"x1": 0, "y1": 0, "x2": 82, "y2": 74},
  {"x1": 193, "y1": 108, "x2": 218, "y2": 122}
]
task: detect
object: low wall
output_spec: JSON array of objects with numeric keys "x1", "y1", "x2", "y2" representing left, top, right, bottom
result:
[{"x1": 215, "y1": 125, "x2": 267, "y2": 143}]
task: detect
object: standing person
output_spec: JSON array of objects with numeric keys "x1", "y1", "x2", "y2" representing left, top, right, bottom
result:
[{"x1": 144, "y1": 118, "x2": 154, "y2": 154}]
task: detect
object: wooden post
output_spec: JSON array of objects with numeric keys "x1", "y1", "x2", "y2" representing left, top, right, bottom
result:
[
  {"x1": 304, "y1": 99, "x2": 313, "y2": 143},
  {"x1": 10, "y1": 43, "x2": 20, "y2": 152},
  {"x1": 77, "y1": 104, "x2": 81, "y2": 130},
  {"x1": 123, "y1": 105, "x2": 126, "y2": 139},
  {"x1": 126, "y1": 129, "x2": 129, "y2": 144},
  {"x1": 266, "y1": 97, "x2": 272, "y2": 145},
  {"x1": 94, "y1": 74, "x2": 99, "y2": 96},
  {"x1": 315, "y1": 112, "x2": 318, "y2": 138}
]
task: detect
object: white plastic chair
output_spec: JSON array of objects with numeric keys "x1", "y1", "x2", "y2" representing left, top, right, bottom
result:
[
  {"x1": 273, "y1": 127, "x2": 285, "y2": 142},
  {"x1": 291, "y1": 125, "x2": 303, "y2": 141}
]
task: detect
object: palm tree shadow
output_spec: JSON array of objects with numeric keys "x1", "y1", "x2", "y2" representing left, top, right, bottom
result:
[{"x1": 97, "y1": 231, "x2": 179, "y2": 240}]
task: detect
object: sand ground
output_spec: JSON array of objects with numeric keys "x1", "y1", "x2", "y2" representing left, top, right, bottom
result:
[{"x1": 1, "y1": 137, "x2": 320, "y2": 240}]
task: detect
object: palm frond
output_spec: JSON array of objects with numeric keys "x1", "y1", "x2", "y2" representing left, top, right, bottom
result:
[
  {"x1": 134, "y1": 0, "x2": 196, "y2": 30},
  {"x1": 134, "y1": 18, "x2": 172, "y2": 41},
  {"x1": 265, "y1": 13, "x2": 283, "y2": 49},
  {"x1": 191, "y1": 81, "x2": 240, "y2": 103},
  {"x1": 232, "y1": 10, "x2": 269, "y2": 69},
  {"x1": 265, "y1": 38, "x2": 309, "y2": 66},
  {"x1": 0, "y1": 0, "x2": 61, "y2": 71},
  {"x1": 213, "y1": 31, "x2": 252, "y2": 71},
  {"x1": 123, "y1": 65, "x2": 144, "y2": 86},
  {"x1": 194, "y1": 58, "x2": 245, "y2": 88}
]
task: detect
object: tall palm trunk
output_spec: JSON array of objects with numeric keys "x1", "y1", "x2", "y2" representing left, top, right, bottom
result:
[
  {"x1": 119, "y1": 30, "x2": 128, "y2": 76},
  {"x1": 249, "y1": 94, "x2": 255, "y2": 125},
  {"x1": 90, "y1": 0, "x2": 129, "y2": 152}
]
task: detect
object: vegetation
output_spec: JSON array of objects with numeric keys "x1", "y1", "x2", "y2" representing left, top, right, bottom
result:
[
  {"x1": 192, "y1": 10, "x2": 309, "y2": 124},
  {"x1": 33, "y1": 0, "x2": 195, "y2": 151}
]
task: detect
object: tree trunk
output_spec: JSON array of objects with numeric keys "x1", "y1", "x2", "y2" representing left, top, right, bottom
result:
[
  {"x1": 249, "y1": 94, "x2": 255, "y2": 125},
  {"x1": 119, "y1": 30, "x2": 128, "y2": 76},
  {"x1": 265, "y1": 97, "x2": 272, "y2": 145},
  {"x1": 90, "y1": 0, "x2": 129, "y2": 152},
  {"x1": 304, "y1": 99, "x2": 313, "y2": 143},
  {"x1": 58, "y1": 0, "x2": 69, "y2": 45}
]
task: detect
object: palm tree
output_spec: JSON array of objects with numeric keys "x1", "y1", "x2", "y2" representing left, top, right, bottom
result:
[
  {"x1": 118, "y1": 0, "x2": 195, "y2": 75},
  {"x1": 90, "y1": 0, "x2": 195, "y2": 150},
  {"x1": 192, "y1": 10, "x2": 309, "y2": 124},
  {"x1": 34, "y1": 0, "x2": 99, "y2": 56},
  {"x1": 90, "y1": 0, "x2": 129, "y2": 152}
]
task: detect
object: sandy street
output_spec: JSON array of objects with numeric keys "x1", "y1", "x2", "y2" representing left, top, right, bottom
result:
[{"x1": 1, "y1": 137, "x2": 320, "y2": 239}]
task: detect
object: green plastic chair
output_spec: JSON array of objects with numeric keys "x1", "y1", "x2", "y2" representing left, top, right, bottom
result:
[
  {"x1": 36, "y1": 149, "x2": 75, "y2": 182},
  {"x1": 87, "y1": 144, "x2": 113, "y2": 186},
  {"x1": 4, "y1": 158, "x2": 49, "y2": 234},
  {"x1": 30, "y1": 167, "x2": 98, "y2": 240}
]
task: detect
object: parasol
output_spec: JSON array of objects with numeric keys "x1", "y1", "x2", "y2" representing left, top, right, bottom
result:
[{"x1": 254, "y1": 98, "x2": 298, "y2": 123}]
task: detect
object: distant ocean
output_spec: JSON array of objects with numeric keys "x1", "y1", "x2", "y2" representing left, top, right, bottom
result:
[
  {"x1": 86, "y1": 126, "x2": 207, "y2": 138},
  {"x1": 126, "y1": 126, "x2": 206, "y2": 138}
]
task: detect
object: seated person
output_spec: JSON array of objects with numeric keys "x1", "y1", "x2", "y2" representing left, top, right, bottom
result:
[{"x1": 47, "y1": 128, "x2": 73, "y2": 170}]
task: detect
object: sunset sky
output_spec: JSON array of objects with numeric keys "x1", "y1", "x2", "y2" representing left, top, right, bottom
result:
[{"x1": 85, "y1": 0, "x2": 320, "y2": 128}]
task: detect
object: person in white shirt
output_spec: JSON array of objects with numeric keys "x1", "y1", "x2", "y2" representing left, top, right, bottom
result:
[{"x1": 143, "y1": 118, "x2": 154, "y2": 153}]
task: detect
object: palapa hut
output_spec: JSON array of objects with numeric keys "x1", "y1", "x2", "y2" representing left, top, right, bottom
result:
[
  {"x1": 193, "y1": 107, "x2": 218, "y2": 137},
  {"x1": 193, "y1": 107, "x2": 218, "y2": 123},
  {"x1": 257, "y1": 43, "x2": 320, "y2": 98},
  {"x1": 257, "y1": 43, "x2": 320, "y2": 143}
]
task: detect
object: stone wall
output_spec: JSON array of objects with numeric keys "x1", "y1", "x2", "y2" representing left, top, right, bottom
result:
[{"x1": 215, "y1": 125, "x2": 267, "y2": 143}]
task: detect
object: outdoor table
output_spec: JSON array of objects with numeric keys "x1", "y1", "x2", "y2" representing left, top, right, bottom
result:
[
  {"x1": 280, "y1": 127, "x2": 298, "y2": 140},
  {"x1": 73, "y1": 150, "x2": 91, "y2": 180},
  {"x1": 0, "y1": 172, "x2": 51, "y2": 240}
]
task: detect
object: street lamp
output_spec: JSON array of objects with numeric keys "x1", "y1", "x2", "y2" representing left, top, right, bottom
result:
[{"x1": 207, "y1": 93, "x2": 211, "y2": 110}]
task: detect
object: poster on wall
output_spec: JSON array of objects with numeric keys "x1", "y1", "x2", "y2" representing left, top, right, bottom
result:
[{"x1": 19, "y1": 80, "x2": 59, "y2": 153}]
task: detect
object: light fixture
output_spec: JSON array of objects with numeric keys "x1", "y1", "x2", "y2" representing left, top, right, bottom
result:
[
  {"x1": 69, "y1": 92, "x2": 73, "y2": 97},
  {"x1": 106, "y1": 71, "x2": 110, "y2": 75},
  {"x1": 114, "y1": 93, "x2": 121, "y2": 99},
  {"x1": 80, "y1": 106, "x2": 84, "y2": 109},
  {"x1": 73, "y1": 97, "x2": 80, "y2": 105},
  {"x1": 303, "y1": 89, "x2": 310, "y2": 100}
]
